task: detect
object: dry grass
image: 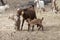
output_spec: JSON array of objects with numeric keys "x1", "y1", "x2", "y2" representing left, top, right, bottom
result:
[
  {"x1": 0, "y1": 0, "x2": 60, "y2": 40},
  {"x1": 0, "y1": 9, "x2": 60, "y2": 40}
]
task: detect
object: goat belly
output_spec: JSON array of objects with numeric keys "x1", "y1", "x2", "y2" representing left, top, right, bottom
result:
[{"x1": 22, "y1": 10, "x2": 36, "y2": 19}]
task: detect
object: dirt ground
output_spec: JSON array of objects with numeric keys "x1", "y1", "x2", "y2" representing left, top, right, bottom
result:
[
  {"x1": 0, "y1": 0, "x2": 60, "y2": 40},
  {"x1": 0, "y1": 8, "x2": 60, "y2": 40}
]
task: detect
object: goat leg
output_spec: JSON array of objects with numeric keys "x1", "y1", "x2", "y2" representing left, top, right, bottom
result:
[
  {"x1": 37, "y1": 24, "x2": 39, "y2": 27},
  {"x1": 38, "y1": 25, "x2": 44, "y2": 31},
  {"x1": 21, "y1": 19, "x2": 25, "y2": 30},
  {"x1": 15, "y1": 17, "x2": 20, "y2": 31},
  {"x1": 38, "y1": 25, "x2": 41, "y2": 31},
  {"x1": 41, "y1": 25, "x2": 44, "y2": 31},
  {"x1": 32, "y1": 25, "x2": 34, "y2": 31},
  {"x1": 28, "y1": 24, "x2": 30, "y2": 31}
]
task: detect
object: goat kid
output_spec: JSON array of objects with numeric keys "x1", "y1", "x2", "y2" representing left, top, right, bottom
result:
[{"x1": 27, "y1": 17, "x2": 44, "y2": 31}]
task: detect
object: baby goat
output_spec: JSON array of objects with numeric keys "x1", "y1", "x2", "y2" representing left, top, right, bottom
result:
[
  {"x1": 0, "y1": 4, "x2": 9, "y2": 13},
  {"x1": 27, "y1": 17, "x2": 44, "y2": 31}
]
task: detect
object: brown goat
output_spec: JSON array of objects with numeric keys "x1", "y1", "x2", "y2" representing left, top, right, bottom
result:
[
  {"x1": 15, "y1": 5, "x2": 37, "y2": 31},
  {"x1": 26, "y1": 17, "x2": 44, "y2": 31}
]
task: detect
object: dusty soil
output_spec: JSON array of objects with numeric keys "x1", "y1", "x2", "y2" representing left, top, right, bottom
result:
[
  {"x1": 0, "y1": 0, "x2": 60, "y2": 40},
  {"x1": 0, "y1": 9, "x2": 60, "y2": 40}
]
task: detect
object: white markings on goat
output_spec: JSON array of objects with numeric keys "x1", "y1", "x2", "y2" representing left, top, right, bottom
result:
[{"x1": 21, "y1": 11, "x2": 24, "y2": 15}]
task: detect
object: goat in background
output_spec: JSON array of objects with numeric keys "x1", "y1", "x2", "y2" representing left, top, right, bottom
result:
[
  {"x1": 34, "y1": 0, "x2": 45, "y2": 13},
  {"x1": 0, "y1": 4, "x2": 9, "y2": 13}
]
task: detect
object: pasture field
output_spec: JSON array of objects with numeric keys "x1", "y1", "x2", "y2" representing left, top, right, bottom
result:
[
  {"x1": 0, "y1": 0, "x2": 60, "y2": 40},
  {"x1": 0, "y1": 9, "x2": 60, "y2": 40}
]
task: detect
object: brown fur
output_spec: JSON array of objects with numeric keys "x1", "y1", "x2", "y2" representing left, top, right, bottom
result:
[
  {"x1": 15, "y1": 5, "x2": 37, "y2": 31},
  {"x1": 27, "y1": 17, "x2": 44, "y2": 31}
]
